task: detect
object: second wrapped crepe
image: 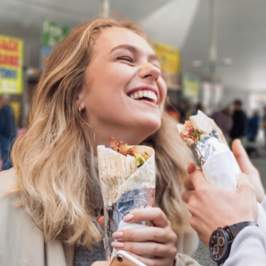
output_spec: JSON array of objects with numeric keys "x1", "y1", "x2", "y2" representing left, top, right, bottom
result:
[
  {"x1": 180, "y1": 111, "x2": 266, "y2": 234},
  {"x1": 97, "y1": 142, "x2": 155, "y2": 260},
  {"x1": 180, "y1": 110, "x2": 239, "y2": 190}
]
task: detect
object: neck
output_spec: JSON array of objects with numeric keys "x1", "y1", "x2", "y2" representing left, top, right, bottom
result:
[{"x1": 92, "y1": 125, "x2": 152, "y2": 147}]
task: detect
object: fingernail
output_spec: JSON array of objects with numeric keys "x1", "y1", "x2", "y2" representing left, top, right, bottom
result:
[
  {"x1": 187, "y1": 163, "x2": 196, "y2": 174},
  {"x1": 123, "y1": 214, "x2": 134, "y2": 222},
  {"x1": 235, "y1": 139, "x2": 242, "y2": 146},
  {"x1": 111, "y1": 242, "x2": 124, "y2": 248},
  {"x1": 112, "y1": 231, "x2": 124, "y2": 239}
]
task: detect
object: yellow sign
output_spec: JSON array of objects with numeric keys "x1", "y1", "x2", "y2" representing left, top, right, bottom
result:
[
  {"x1": 153, "y1": 42, "x2": 181, "y2": 89},
  {"x1": 154, "y1": 42, "x2": 181, "y2": 74},
  {"x1": 0, "y1": 35, "x2": 24, "y2": 94}
]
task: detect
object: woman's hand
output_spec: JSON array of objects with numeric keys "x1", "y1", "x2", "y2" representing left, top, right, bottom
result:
[
  {"x1": 232, "y1": 139, "x2": 265, "y2": 202},
  {"x1": 182, "y1": 164, "x2": 257, "y2": 245},
  {"x1": 91, "y1": 261, "x2": 109, "y2": 266},
  {"x1": 112, "y1": 207, "x2": 177, "y2": 266}
]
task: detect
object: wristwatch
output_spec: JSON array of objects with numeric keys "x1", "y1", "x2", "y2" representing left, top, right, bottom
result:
[{"x1": 209, "y1": 221, "x2": 258, "y2": 265}]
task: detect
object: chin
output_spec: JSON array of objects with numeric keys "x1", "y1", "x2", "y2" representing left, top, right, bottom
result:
[{"x1": 138, "y1": 116, "x2": 162, "y2": 137}]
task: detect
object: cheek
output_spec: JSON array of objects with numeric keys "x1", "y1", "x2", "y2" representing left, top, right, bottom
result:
[
  {"x1": 84, "y1": 77, "x2": 129, "y2": 119},
  {"x1": 101, "y1": 63, "x2": 136, "y2": 88},
  {"x1": 159, "y1": 79, "x2": 167, "y2": 105},
  {"x1": 91, "y1": 65, "x2": 137, "y2": 108}
]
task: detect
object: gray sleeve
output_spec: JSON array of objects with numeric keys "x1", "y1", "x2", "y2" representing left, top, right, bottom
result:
[{"x1": 224, "y1": 225, "x2": 266, "y2": 266}]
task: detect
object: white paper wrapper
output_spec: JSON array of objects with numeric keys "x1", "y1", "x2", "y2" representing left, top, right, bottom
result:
[
  {"x1": 97, "y1": 145, "x2": 156, "y2": 261},
  {"x1": 200, "y1": 136, "x2": 239, "y2": 190},
  {"x1": 181, "y1": 111, "x2": 266, "y2": 232}
]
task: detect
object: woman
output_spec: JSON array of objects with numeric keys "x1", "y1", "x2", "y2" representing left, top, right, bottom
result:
[{"x1": 0, "y1": 18, "x2": 199, "y2": 266}]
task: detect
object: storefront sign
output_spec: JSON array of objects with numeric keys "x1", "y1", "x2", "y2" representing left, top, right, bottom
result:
[
  {"x1": 183, "y1": 73, "x2": 200, "y2": 102},
  {"x1": 154, "y1": 42, "x2": 181, "y2": 90},
  {"x1": 41, "y1": 20, "x2": 70, "y2": 62},
  {"x1": 0, "y1": 35, "x2": 24, "y2": 94}
]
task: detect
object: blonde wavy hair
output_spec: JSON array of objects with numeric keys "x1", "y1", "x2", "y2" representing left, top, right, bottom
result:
[{"x1": 12, "y1": 18, "x2": 195, "y2": 251}]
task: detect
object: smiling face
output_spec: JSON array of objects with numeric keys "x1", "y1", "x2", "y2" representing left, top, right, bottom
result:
[{"x1": 79, "y1": 26, "x2": 167, "y2": 145}]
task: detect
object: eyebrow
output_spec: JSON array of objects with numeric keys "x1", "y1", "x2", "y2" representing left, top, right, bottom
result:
[{"x1": 110, "y1": 44, "x2": 159, "y2": 62}]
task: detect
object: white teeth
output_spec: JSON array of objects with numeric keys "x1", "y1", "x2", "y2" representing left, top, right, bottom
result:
[{"x1": 129, "y1": 90, "x2": 158, "y2": 103}]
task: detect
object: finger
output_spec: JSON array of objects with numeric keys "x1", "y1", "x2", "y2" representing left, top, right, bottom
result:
[
  {"x1": 189, "y1": 216, "x2": 214, "y2": 245},
  {"x1": 112, "y1": 226, "x2": 177, "y2": 244},
  {"x1": 136, "y1": 256, "x2": 173, "y2": 266},
  {"x1": 185, "y1": 169, "x2": 207, "y2": 191},
  {"x1": 184, "y1": 173, "x2": 196, "y2": 191},
  {"x1": 111, "y1": 241, "x2": 177, "y2": 258},
  {"x1": 236, "y1": 175, "x2": 257, "y2": 196},
  {"x1": 186, "y1": 199, "x2": 207, "y2": 218},
  {"x1": 184, "y1": 178, "x2": 194, "y2": 191},
  {"x1": 237, "y1": 179, "x2": 255, "y2": 195},
  {"x1": 91, "y1": 261, "x2": 109, "y2": 266},
  {"x1": 232, "y1": 139, "x2": 255, "y2": 174},
  {"x1": 124, "y1": 207, "x2": 169, "y2": 227},
  {"x1": 187, "y1": 170, "x2": 209, "y2": 191},
  {"x1": 236, "y1": 174, "x2": 252, "y2": 188},
  {"x1": 187, "y1": 163, "x2": 197, "y2": 174},
  {"x1": 182, "y1": 192, "x2": 204, "y2": 219},
  {"x1": 185, "y1": 163, "x2": 204, "y2": 190},
  {"x1": 182, "y1": 191, "x2": 194, "y2": 203}
]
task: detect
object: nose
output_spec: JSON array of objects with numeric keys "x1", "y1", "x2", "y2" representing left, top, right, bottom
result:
[{"x1": 138, "y1": 63, "x2": 161, "y2": 81}]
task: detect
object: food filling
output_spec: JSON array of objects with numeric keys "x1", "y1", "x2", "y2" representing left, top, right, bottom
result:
[{"x1": 110, "y1": 138, "x2": 150, "y2": 167}]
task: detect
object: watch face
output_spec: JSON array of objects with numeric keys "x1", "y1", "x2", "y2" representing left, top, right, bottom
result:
[{"x1": 209, "y1": 228, "x2": 230, "y2": 263}]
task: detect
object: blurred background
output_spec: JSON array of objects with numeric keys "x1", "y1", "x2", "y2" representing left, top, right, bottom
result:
[
  {"x1": 1, "y1": 0, "x2": 266, "y2": 129},
  {"x1": 0, "y1": 0, "x2": 265, "y2": 123},
  {"x1": 0, "y1": 0, "x2": 266, "y2": 264},
  {"x1": 1, "y1": 3, "x2": 266, "y2": 169},
  {"x1": 1, "y1": 0, "x2": 266, "y2": 122}
]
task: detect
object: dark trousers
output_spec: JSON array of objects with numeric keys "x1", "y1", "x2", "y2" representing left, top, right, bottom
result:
[{"x1": 0, "y1": 138, "x2": 12, "y2": 170}]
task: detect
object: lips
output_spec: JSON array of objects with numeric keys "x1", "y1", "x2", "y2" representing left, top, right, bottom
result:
[{"x1": 127, "y1": 87, "x2": 159, "y2": 104}]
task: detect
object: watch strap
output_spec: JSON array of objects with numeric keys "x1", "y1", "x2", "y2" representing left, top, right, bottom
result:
[{"x1": 225, "y1": 221, "x2": 258, "y2": 240}]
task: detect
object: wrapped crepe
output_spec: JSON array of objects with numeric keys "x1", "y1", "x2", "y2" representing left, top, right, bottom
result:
[
  {"x1": 97, "y1": 140, "x2": 155, "y2": 261},
  {"x1": 180, "y1": 111, "x2": 266, "y2": 231},
  {"x1": 180, "y1": 110, "x2": 238, "y2": 190}
]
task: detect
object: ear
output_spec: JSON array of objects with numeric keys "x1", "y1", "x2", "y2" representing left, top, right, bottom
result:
[{"x1": 76, "y1": 89, "x2": 86, "y2": 112}]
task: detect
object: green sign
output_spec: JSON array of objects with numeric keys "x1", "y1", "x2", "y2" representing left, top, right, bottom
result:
[{"x1": 41, "y1": 20, "x2": 70, "y2": 61}]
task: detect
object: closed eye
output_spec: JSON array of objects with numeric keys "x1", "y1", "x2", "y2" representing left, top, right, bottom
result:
[{"x1": 117, "y1": 56, "x2": 134, "y2": 64}]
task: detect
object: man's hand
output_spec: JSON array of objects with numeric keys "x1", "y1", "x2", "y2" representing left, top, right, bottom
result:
[{"x1": 183, "y1": 164, "x2": 257, "y2": 245}]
